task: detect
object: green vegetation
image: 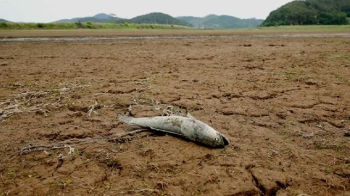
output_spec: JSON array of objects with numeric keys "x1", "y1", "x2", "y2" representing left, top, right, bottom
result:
[
  {"x1": 0, "y1": 18, "x2": 10, "y2": 23},
  {"x1": 129, "y1": 12, "x2": 192, "y2": 27},
  {"x1": 1, "y1": 25, "x2": 349, "y2": 38},
  {"x1": 0, "y1": 21, "x2": 188, "y2": 30},
  {"x1": 0, "y1": 22, "x2": 77, "y2": 29},
  {"x1": 0, "y1": 12, "x2": 265, "y2": 30},
  {"x1": 258, "y1": 24, "x2": 350, "y2": 32},
  {"x1": 0, "y1": 12, "x2": 193, "y2": 30},
  {"x1": 177, "y1": 15, "x2": 264, "y2": 29},
  {"x1": 56, "y1": 12, "x2": 192, "y2": 27},
  {"x1": 56, "y1": 13, "x2": 120, "y2": 23},
  {"x1": 262, "y1": 0, "x2": 350, "y2": 26}
]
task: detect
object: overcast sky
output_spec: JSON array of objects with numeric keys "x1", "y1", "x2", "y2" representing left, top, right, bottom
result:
[{"x1": 0, "y1": 0, "x2": 294, "y2": 22}]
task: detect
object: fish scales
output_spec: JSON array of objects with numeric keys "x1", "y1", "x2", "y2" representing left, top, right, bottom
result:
[{"x1": 118, "y1": 114, "x2": 229, "y2": 148}]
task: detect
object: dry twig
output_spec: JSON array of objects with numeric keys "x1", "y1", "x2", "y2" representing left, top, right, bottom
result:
[
  {"x1": 87, "y1": 101, "x2": 99, "y2": 117},
  {"x1": 20, "y1": 144, "x2": 75, "y2": 155},
  {"x1": 19, "y1": 129, "x2": 146, "y2": 155},
  {"x1": 1, "y1": 83, "x2": 92, "y2": 123}
]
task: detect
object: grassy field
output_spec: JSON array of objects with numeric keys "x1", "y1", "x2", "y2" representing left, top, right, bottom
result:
[
  {"x1": 257, "y1": 25, "x2": 350, "y2": 32},
  {"x1": 0, "y1": 22, "x2": 186, "y2": 29},
  {"x1": 0, "y1": 22, "x2": 188, "y2": 30},
  {"x1": 0, "y1": 25, "x2": 349, "y2": 38}
]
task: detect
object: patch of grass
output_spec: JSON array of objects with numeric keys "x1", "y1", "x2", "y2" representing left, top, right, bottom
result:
[
  {"x1": 0, "y1": 22, "x2": 189, "y2": 30},
  {"x1": 285, "y1": 68, "x2": 309, "y2": 82},
  {"x1": 315, "y1": 142, "x2": 332, "y2": 149},
  {"x1": 3, "y1": 144, "x2": 11, "y2": 152},
  {"x1": 165, "y1": 168, "x2": 176, "y2": 176},
  {"x1": 219, "y1": 148, "x2": 238, "y2": 156},
  {"x1": 280, "y1": 129, "x2": 290, "y2": 138},
  {"x1": 285, "y1": 70, "x2": 297, "y2": 80},
  {"x1": 7, "y1": 171, "x2": 17, "y2": 180},
  {"x1": 324, "y1": 167, "x2": 334, "y2": 174},
  {"x1": 281, "y1": 147, "x2": 293, "y2": 154},
  {"x1": 0, "y1": 22, "x2": 76, "y2": 30},
  {"x1": 331, "y1": 72, "x2": 341, "y2": 79},
  {"x1": 57, "y1": 179, "x2": 71, "y2": 189},
  {"x1": 328, "y1": 54, "x2": 350, "y2": 59},
  {"x1": 257, "y1": 25, "x2": 350, "y2": 32},
  {"x1": 314, "y1": 140, "x2": 348, "y2": 153}
]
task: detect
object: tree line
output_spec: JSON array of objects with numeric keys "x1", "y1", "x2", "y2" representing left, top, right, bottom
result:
[{"x1": 261, "y1": 0, "x2": 350, "y2": 26}]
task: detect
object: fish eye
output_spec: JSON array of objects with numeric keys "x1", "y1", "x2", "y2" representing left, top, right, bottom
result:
[{"x1": 214, "y1": 138, "x2": 219, "y2": 141}]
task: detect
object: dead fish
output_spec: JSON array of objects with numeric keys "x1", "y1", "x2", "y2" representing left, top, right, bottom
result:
[{"x1": 117, "y1": 113, "x2": 229, "y2": 148}]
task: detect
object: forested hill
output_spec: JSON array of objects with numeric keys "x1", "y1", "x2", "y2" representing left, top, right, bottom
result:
[
  {"x1": 54, "y1": 13, "x2": 262, "y2": 28},
  {"x1": 177, "y1": 15, "x2": 264, "y2": 29},
  {"x1": 129, "y1": 13, "x2": 192, "y2": 26},
  {"x1": 56, "y1": 12, "x2": 192, "y2": 27},
  {"x1": 125, "y1": 12, "x2": 192, "y2": 26},
  {"x1": 56, "y1": 13, "x2": 120, "y2": 23},
  {"x1": 3, "y1": 12, "x2": 262, "y2": 29},
  {"x1": 0, "y1": 19, "x2": 10, "y2": 22},
  {"x1": 261, "y1": 0, "x2": 350, "y2": 26}
]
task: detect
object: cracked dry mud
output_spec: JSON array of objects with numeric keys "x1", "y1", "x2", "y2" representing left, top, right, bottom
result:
[{"x1": 0, "y1": 34, "x2": 349, "y2": 196}]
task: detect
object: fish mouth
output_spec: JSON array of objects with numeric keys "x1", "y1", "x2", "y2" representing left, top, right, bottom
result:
[{"x1": 221, "y1": 135, "x2": 230, "y2": 146}]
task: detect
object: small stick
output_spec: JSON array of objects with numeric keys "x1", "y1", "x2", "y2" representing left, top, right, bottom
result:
[
  {"x1": 19, "y1": 129, "x2": 147, "y2": 155},
  {"x1": 20, "y1": 144, "x2": 73, "y2": 155},
  {"x1": 57, "y1": 129, "x2": 147, "y2": 145},
  {"x1": 128, "y1": 189, "x2": 159, "y2": 193},
  {"x1": 87, "y1": 101, "x2": 98, "y2": 117}
]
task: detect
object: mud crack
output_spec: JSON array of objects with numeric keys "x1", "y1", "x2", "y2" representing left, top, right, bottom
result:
[{"x1": 245, "y1": 165, "x2": 291, "y2": 196}]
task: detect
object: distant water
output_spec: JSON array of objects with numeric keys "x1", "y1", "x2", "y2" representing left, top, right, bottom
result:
[{"x1": 1, "y1": 33, "x2": 350, "y2": 42}]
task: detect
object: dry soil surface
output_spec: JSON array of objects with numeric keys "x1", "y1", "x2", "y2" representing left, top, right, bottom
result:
[{"x1": 0, "y1": 34, "x2": 349, "y2": 196}]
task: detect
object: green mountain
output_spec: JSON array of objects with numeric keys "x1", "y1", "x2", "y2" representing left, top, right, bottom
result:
[
  {"x1": 0, "y1": 18, "x2": 10, "y2": 23},
  {"x1": 54, "y1": 12, "x2": 263, "y2": 28},
  {"x1": 2, "y1": 12, "x2": 263, "y2": 28},
  {"x1": 177, "y1": 15, "x2": 264, "y2": 29},
  {"x1": 55, "y1": 13, "x2": 121, "y2": 23},
  {"x1": 262, "y1": 0, "x2": 350, "y2": 26},
  {"x1": 55, "y1": 12, "x2": 192, "y2": 27},
  {"x1": 93, "y1": 13, "x2": 112, "y2": 20},
  {"x1": 129, "y1": 12, "x2": 192, "y2": 26}
]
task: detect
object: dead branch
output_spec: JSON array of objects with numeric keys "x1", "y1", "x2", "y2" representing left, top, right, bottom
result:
[
  {"x1": 1, "y1": 83, "x2": 92, "y2": 123},
  {"x1": 0, "y1": 104, "x2": 22, "y2": 121},
  {"x1": 59, "y1": 83, "x2": 91, "y2": 93},
  {"x1": 19, "y1": 129, "x2": 147, "y2": 155},
  {"x1": 128, "y1": 189, "x2": 159, "y2": 194},
  {"x1": 87, "y1": 101, "x2": 98, "y2": 117},
  {"x1": 20, "y1": 144, "x2": 74, "y2": 155},
  {"x1": 316, "y1": 124, "x2": 327, "y2": 131},
  {"x1": 302, "y1": 131, "x2": 319, "y2": 139}
]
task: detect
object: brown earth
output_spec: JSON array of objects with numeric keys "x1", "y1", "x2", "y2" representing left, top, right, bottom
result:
[{"x1": 0, "y1": 33, "x2": 349, "y2": 196}]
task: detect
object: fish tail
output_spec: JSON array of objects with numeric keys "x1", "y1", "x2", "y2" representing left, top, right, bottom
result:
[{"x1": 117, "y1": 114, "x2": 134, "y2": 124}]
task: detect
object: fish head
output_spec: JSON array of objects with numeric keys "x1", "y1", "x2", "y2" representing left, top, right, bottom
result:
[
  {"x1": 210, "y1": 132, "x2": 230, "y2": 148},
  {"x1": 195, "y1": 124, "x2": 230, "y2": 148}
]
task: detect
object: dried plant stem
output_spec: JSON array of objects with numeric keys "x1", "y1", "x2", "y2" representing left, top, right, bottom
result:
[
  {"x1": 19, "y1": 129, "x2": 146, "y2": 155},
  {"x1": 87, "y1": 101, "x2": 98, "y2": 117}
]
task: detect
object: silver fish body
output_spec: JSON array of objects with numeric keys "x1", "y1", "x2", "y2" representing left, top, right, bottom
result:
[{"x1": 117, "y1": 114, "x2": 229, "y2": 148}]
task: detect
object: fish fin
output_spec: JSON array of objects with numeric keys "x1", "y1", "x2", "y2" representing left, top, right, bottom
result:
[
  {"x1": 150, "y1": 127, "x2": 183, "y2": 136},
  {"x1": 117, "y1": 114, "x2": 134, "y2": 124},
  {"x1": 186, "y1": 112, "x2": 196, "y2": 120}
]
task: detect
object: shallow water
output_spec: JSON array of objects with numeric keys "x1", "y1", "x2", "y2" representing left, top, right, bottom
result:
[{"x1": 0, "y1": 33, "x2": 350, "y2": 42}]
